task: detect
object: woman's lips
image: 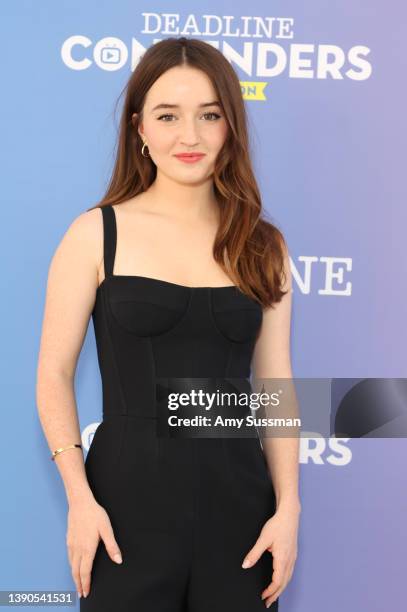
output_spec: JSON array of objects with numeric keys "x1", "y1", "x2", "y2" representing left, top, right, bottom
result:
[{"x1": 174, "y1": 154, "x2": 206, "y2": 164}]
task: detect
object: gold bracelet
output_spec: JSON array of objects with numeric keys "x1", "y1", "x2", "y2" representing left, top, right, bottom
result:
[{"x1": 51, "y1": 444, "x2": 82, "y2": 461}]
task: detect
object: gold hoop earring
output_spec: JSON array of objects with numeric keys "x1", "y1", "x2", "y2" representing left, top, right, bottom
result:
[{"x1": 141, "y1": 141, "x2": 150, "y2": 158}]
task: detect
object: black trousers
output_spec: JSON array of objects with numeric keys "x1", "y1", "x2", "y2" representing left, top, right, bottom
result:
[{"x1": 79, "y1": 415, "x2": 278, "y2": 611}]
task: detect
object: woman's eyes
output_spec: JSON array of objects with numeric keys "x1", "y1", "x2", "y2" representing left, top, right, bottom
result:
[{"x1": 157, "y1": 112, "x2": 222, "y2": 122}]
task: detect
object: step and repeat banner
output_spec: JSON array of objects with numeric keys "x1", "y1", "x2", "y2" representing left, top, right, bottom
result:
[{"x1": 2, "y1": 2, "x2": 406, "y2": 611}]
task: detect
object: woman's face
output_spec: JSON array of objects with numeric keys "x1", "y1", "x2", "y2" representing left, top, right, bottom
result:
[{"x1": 136, "y1": 66, "x2": 228, "y2": 184}]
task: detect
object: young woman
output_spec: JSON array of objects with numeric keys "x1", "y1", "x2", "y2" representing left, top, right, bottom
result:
[{"x1": 36, "y1": 37, "x2": 300, "y2": 611}]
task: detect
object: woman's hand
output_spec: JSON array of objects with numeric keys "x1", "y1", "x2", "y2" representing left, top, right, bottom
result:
[
  {"x1": 241, "y1": 502, "x2": 300, "y2": 608},
  {"x1": 66, "y1": 495, "x2": 123, "y2": 598}
]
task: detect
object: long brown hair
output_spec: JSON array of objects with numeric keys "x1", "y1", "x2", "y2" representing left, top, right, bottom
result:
[{"x1": 87, "y1": 36, "x2": 288, "y2": 308}]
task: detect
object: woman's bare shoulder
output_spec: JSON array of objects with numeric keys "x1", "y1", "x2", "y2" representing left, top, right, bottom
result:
[
  {"x1": 62, "y1": 206, "x2": 103, "y2": 253},
  {"x1": 50, "y1": 206, "x2": 104, "y2": 284},
  {"x1": 65, "y1": 206, "x2": 102, "y2": 238}
]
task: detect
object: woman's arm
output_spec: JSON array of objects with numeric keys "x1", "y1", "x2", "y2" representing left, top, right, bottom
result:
[
  {"x1": 251, "y1": 243, "x2": 301, "y2": 513},
  {"x1": 242, "y1": 243, "x2": 300, "y2": 609},
  {"x1": 36, "y1": 207, "x2": 123, "y2": 599},
  {"x1": 36, "y1": 208, "x2": 102, "y2": 502}
]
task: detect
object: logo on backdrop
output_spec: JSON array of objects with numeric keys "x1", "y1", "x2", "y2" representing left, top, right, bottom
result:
[
  {"x1": 61, "y1": 12, "x2": 372, "y2": 88},
  {"x1": 81, "y1": 422, "x2": 100, "y2": 452},
  {"x1": 291, "y1": 256, "x2": 352, "y2": 296},
  {"x1": 81, "y1": 422, "x2": 353, "y2": 466}
]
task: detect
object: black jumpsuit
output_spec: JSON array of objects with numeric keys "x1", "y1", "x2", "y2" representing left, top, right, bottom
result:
[{"x1": 80, "y1": 204, "x2": 278, "y2": 611}]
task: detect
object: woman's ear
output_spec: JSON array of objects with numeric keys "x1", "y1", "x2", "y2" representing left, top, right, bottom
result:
[{"x1": 132, "y1": 112, "x2": 144, "y2": 138}]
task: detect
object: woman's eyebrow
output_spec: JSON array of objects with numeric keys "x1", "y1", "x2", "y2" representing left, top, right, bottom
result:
[{"x1": 151, "y1": 101, "x2": 221, "y2": 112}]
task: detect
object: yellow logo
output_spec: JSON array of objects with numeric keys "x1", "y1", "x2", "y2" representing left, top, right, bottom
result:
[{"x1": 240, "y1": 81, "x2": 268, "y2": 100}]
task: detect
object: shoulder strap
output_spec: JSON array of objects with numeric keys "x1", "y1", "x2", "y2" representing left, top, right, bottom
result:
[{"x1": 100, "y1": 205, "x2": 117, "y2": 277}]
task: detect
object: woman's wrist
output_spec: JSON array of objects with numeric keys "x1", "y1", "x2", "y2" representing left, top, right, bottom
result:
[
  {"x1": 66, "y1": 483, "x2": 96, "y2": 507},
  {"x1": 275, "y1": 493, "x2": 301, "y2": 514}
]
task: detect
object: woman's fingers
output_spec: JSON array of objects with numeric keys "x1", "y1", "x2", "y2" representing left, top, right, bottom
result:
[
  {"x1": 79, "y1": 545, "x2": 98, "y2": 598},
  {"x1": 66, "y1": 502, "x2": 123, "y2": 600},
  {"x1": 261, "y1": 556, "x2": 290, "y2": 607},
  {"x1": 70, "y1": 550, "x2": 83, "y2": 598},
  {"x1": 99, "y1": 517, "x2": 123, "y2": 564},
  {"x1": 264, "y1": 585, "x2": 284, "y2": 609},
  {"x1": 241, "y1": 533, "x2": 268, "y2": 568}
]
